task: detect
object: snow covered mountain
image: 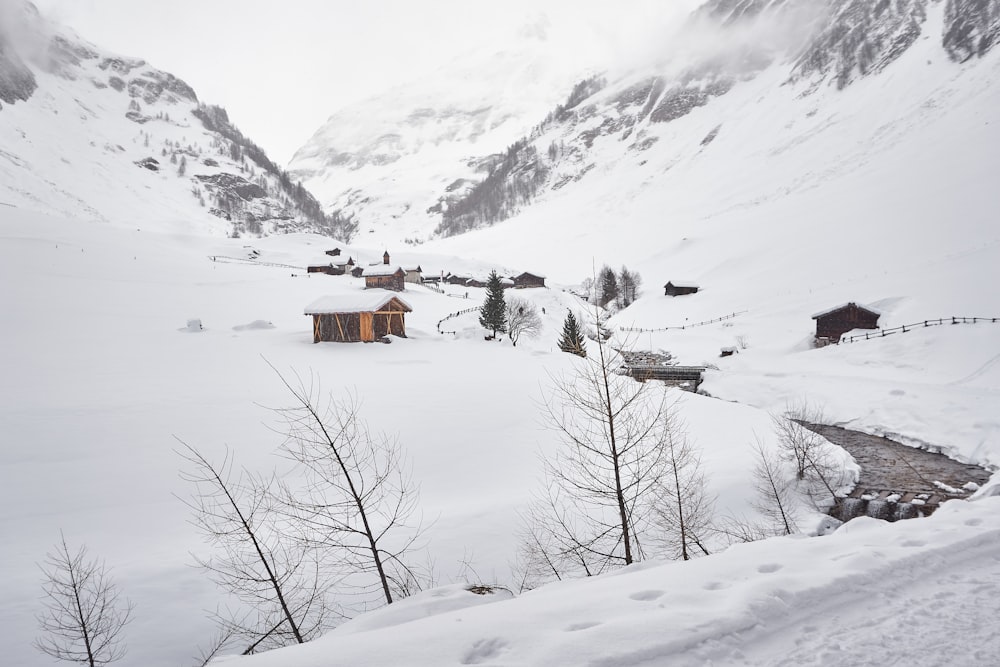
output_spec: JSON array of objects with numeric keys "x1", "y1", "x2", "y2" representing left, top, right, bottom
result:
[
  {"x1": 287, "y1": 14, "x2": 603, "y2": 246},
  {"x1": 289, "y1": 0, "x2": 999, "y2": 246},
  {"x1": 434, "y1": 0, "x2": 1000, "y2": 238},
  {"x1": 0, "y1": 2, "x2": 345, "y2": 238}
]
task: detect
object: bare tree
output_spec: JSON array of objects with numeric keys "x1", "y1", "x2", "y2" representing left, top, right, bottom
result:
[
  {"x1": 531, "y1": 312, "x2": 670, "y2": 577},
  {"x1": 772, "y1": 402, "x2": 849, "y2": 511},
  {"x1": 177, "y1": 443, "x2": 331, "y2": 653},
  {"x1": 269, "y1": 369, "x2": 423, "y2": 607},
  {"x1": 653, "y1": 416, "x2": 715, "y2": 560},
  {"x1": 505, "y1": 297, "x2": 542, "y2": 347},
  {"x1": 750, "y1": 437, "x2": 798, "y2": 536},
  {"x1": 35, "y1": 534, "x2": 134, "y2": 667}
]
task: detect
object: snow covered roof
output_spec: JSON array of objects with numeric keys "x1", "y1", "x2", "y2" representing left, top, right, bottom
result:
[
  {"x1": 664, "y1": 280, "x2": 699, "y2": 288},
  {"x1": 364, "y1": 265, "x2": 405, "y2": 277},
  {"x1": 515, "y1": 271, "x2": 546, "y2": 279},
  {"x1": 501, "y1": 278, "x2": 515, "y2": 285},
  {"x1": 811, "y1": 302, "x2": 881, "y2": 319},
  {"x1": 304, "y1": 293, "x2": 412, "y2": 315},
  {"x1": 403, "y1": 266, "x2": 423, "y2": 273}
]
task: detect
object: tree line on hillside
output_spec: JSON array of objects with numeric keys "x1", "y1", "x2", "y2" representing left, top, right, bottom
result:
[{"x1": 34, "y1": 343, "x2": 847, "y2": 664}]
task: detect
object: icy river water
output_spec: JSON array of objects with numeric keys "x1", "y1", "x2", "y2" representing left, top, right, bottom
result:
[{"x1": 803, "y1": 423, "x2": 993, "y2": 520}]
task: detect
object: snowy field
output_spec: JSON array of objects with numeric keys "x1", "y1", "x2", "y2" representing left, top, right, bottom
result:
[{"x1": 2, "y1": 203, "x2": 998, "y2": 666}]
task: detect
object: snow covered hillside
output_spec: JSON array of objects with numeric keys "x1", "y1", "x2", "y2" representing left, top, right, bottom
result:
[{"x1": 0, "y1": 2, "x2": 342, "y2": 238}]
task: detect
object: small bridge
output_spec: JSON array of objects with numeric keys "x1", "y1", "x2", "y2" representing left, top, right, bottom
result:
[{"x1": 624, "y1": 364, "x2": 705, "y2": 391}]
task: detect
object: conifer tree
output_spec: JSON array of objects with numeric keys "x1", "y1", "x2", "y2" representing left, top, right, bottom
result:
[
  {"x1": 557, "y1": 310, "x2": 587, "y2": 357},
  {"x1": 479, "y1": 270, "x2": 507, "y2": 338}
]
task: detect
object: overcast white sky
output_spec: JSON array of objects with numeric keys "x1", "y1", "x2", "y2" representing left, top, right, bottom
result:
[{"x1": 30, "y1": 1, "x2": 702, "y2": 165}]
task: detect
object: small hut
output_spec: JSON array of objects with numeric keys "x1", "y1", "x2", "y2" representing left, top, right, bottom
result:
[
  {"x1": 325, "y1": 248, "x2": 342, "y2": 257},
  {"x1": 305, "y1": 294, "x2": 412, "y2": 343},
  {"x1": 364, "y1": 266, "x2": 406, "y2": 291},
  {"x1": 664, "y1": 281, "x2": 699, "y2": 297},
  {"x1": 812, "y1": 302, "x2": 880, "y2": 342},
  {"x1": 513, "y1": 272, "x2": 546, "y2": 288},
  {"x1": 403, "y1": 266, "x2": 423, "y2": 284},
  {"x1": 307, "y1": 262, "x2": 334, "y2": 274}
]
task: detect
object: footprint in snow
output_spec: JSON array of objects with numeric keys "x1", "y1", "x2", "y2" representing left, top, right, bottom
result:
[
  {"x1": 703, "y1": 581, "x2": 730, "y2": 591},
  {"x1": 900, "y1": 540, "x2": 926, "y2": 547},
  {"x1": 629, "y1": 590, "x2": 665, "y2": 601},
  {"x1": 757, "y1": 563, "x2": 782, "y2": 573},
  {"x1": 965, "y1": 518, "x2": 983, "y2": 526},
  {"x1": 460, "y1": 638, "x2": 508, "y2": 665}
]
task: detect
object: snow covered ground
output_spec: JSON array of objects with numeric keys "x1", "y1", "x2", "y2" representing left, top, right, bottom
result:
[
  {"x1": 1, "y1": 201, "x2": 997, "y2": 666},
  {"x1": 223, "y1": 495, "x2": 1000, "y2": 667}
]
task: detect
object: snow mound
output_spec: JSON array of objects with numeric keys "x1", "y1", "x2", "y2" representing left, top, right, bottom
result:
[{"x1": 331, "y1": 584, "x2": 514, "y2": 636}]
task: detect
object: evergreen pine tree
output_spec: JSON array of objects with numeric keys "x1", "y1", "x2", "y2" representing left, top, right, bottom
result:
[
  {"x1": 598, "y1": 265, "x2": 619, "y2": 308},
  {"x1": 558, "y1": 310, "x2": 587, "y2": 357},
  {"x1": 479, "y1": 270, "x2": 507, "y2": 338}
]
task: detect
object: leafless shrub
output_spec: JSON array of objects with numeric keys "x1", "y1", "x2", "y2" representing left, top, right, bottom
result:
[
  {"x1": 506, "y1": 297, "x2": 542, "y2": 347},
  {"x1": 35, "y1": 534, "x2": 134, "y2": 667}
]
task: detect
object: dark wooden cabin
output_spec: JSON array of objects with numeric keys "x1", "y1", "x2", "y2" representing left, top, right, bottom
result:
[
  {"x1": 325, "y1": 248, "x2": 342, "y2": 256},
  {"x1": 364, "y1": 266, "x2": 406, "y2": 291},
  {"x1": 664, "y1": 281, "x2": 699, "y2": 297},
  {"x1": 513, "y1": 272, "x2": 546, "y2": 288},
  {"x1": 305, "y1": 294, "x2": 412, "y2": 343},
  {"x1": 308, "y1": 263, "x2": 333, "y2": 274},
  {"x1": 812, "y1": 302, "x2": 881, "y2": 342}
]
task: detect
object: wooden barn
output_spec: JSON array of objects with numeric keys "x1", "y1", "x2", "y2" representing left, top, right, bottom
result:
[
  {"x1": 513, "y1": 272, "x2": 546, "y2": 288},
  {"x1": 664, "y1": 281, "x2": 700, "y2": 297},
  {"x1": 812, "y1": 302, "x2": 881, "y2": 342},
  {"x1": 305, "y1": 294, "x2": 412, "y2": 343},
  {"x1": 325, "y1": 247, "x2": 342, "y2": 257},
  {"x1": 364, "y1": 265, "x2": 406, "y2": 291},
  {"x1": 307, "y1": 262, "x2": 334, "y2": 274},
  {"x1": 308, "y1": 257, "x2": 353, "y2": 275}
]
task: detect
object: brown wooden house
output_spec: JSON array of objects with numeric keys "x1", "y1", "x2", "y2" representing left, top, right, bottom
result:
[
  {"x1": 664, "y1": 281, "x2": 699, "y2": 297},
  {"x1": 364, "y1": 265, "x2": 406, "y2": 291},
  {"x1": 324, "y1": 248, "x2": 342, "y2": 257},
  {"x1": 305, "y1": 294, "x2": 412, "y2": 343},
  {"x1": 513, "y1": 272, "x2": 546, "y2": 288},
  {"x1": 812, "y1": 302, "x2": 880, "y2": 342}
]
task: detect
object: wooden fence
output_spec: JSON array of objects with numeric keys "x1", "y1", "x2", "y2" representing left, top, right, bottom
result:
[
  {"x1": 836, "y1": 316, "x2": 1000, "y2": 344},
  {"x1": 209, "y1": 255, "x2": 303, "y2": 270},
  {"x1": 619, "y1": 310, "x2": 747, "y2": 333},
  {"x1": 437, "y1": 307, "x2": 480, "y2": 334}
]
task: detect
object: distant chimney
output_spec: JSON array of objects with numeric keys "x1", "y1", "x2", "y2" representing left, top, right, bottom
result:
[{"x1": 383, "y1": 250, "x2": 390, "y2": 265}]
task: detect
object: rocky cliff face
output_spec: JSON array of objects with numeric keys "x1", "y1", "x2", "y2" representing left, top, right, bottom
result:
[{"x1": 0, "y1": 2, "x2": 342, "y2": 238}]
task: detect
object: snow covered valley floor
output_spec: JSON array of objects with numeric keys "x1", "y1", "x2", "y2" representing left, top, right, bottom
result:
[{"x1": 2, "y1": 209, "x2": 999, "y2": 666}]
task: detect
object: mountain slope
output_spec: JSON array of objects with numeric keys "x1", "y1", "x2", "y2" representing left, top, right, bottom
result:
[
  {"x1": 0, "y1": 2, "x2": 343, "y2": 238},
  {"x1": 287, "y1": 16, "x2": 602, "y2": 246},
  {"x1": 435, "y1": 0, "x2": 1000, "y2": 239}
]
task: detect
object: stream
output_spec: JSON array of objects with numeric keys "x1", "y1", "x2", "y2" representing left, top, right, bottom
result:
[{"x1": 802, "y1": 423, "x2": 993, "y2": 522}]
